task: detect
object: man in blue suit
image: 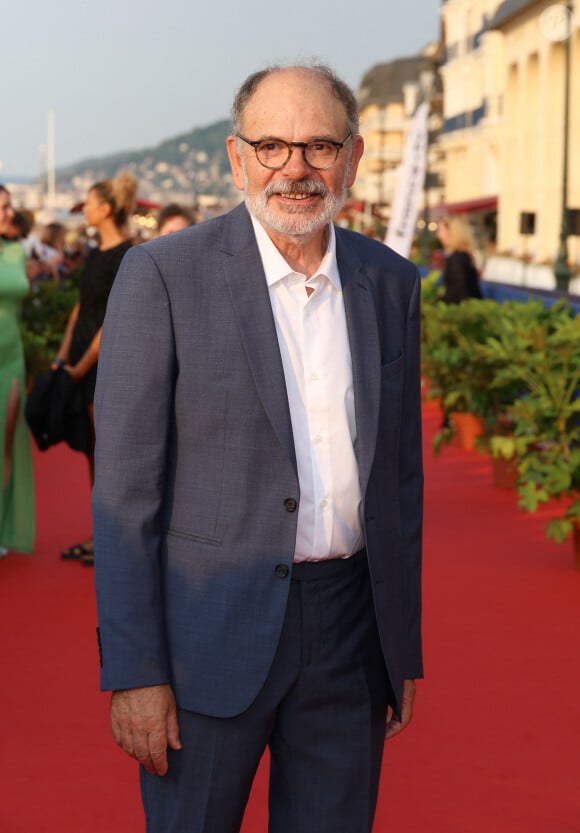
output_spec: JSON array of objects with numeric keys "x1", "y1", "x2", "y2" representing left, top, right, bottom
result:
[{"x1": 93, "y1": 62, "x2": 423, "y2": 833}]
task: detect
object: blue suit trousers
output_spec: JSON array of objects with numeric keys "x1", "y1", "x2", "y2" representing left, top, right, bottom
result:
[{"x1": 140, "y1": 551, "x2": 392, "y2": 833}]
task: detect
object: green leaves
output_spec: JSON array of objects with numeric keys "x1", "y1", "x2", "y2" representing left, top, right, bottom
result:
[
  {"x1": 20, "y1": 277, "x2": 80, "y2": 384},
  {"x1": 421, "y1": 290, "x2": 580, "y2": 545},
  {"x1": 489, "y1": 435, "x2": 517, "y2": 460}
]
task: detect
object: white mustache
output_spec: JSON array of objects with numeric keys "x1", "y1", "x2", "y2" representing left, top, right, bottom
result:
[{"x1": 265, "y1": 179, "x2": 327, "y2": 198}]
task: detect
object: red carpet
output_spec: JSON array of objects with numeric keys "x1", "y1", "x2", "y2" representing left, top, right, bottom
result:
[{"x1": 1, "y1": 402, "x2": 579, "y2": 832}]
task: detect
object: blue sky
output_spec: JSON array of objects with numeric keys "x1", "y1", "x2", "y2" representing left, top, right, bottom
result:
[{"x1": 2, "y1": 0, "x2": 440, "y2": 178}]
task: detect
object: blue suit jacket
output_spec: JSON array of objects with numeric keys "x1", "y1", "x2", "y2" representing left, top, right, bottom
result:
[{"x1": 93, "y1": 203, "x2": 423, "y2": 719}]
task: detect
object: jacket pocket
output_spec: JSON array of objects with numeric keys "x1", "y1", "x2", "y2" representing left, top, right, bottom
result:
[
  {"x1": 165, "y1": 528, "x2": 222, "y2": 546},
  {"x1": 381, "y1": 352, "x2": 403, "y2": 380}
]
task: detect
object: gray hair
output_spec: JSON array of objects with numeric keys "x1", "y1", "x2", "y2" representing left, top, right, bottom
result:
[{"x1": 231, "y1": 62, "x2": 359, "y2": 137}]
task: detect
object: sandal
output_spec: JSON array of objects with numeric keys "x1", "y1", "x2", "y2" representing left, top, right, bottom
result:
[
  {"x1": 81, "y1": 552, "x2": 94, "y2": 567},
  {"x1": 61, "y1": 541, "x2": 94, "y2": 561}
]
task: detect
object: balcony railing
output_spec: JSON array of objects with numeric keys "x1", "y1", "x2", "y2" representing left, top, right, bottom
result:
[
  {"x1": 441, "y1": 21, "x2": 487, "y2": 64},
  {"x1": 443, "y1": 101, "x2": 487, "y2": 134}
]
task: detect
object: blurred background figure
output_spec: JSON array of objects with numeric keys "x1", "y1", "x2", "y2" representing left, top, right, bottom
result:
[
  {"x1": 23, "y1": 208, "x2": 57, "y2": 257},
  {"x1": 61, "y1": 228, "x2": 90, "y2": 280},
  {"x1": 3, "y1": 208, "x2": 33, "y2": 244},
  {"x1": 54, "y1": 171, "x2": 138, "y2": 565},
  {"x1": 22, "y1": 211, "x2": 67, "y2": 283},
  {"x1": 0, "y1": 185, "x2": 35, "y2": 557},
  {"x1": 31, "y1": 222, "x2": 67, "y2": 283},
  {"x1": 437, "y1": 215, "x2": 483, "y2": 304},
  {"x1": 156, "y1": 202, "x2": 195, "y2": 236}
]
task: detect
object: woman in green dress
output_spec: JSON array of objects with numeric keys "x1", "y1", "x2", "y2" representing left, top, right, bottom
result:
[{"x1": 0, "y1": 185, "x2": 34, "y2": 555}]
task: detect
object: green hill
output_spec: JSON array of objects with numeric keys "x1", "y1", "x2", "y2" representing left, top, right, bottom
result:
[{"x1": 57, "y1": 119, "x2": 235, "y2": 200}]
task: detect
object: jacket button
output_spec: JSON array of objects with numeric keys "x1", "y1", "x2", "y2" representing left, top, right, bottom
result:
[
  {"x1": 275, "y1": 564, "x2": 290, "y2": 579},
  {"x1": 283, "y1": 498, "x2": 297, "y2": 512}
]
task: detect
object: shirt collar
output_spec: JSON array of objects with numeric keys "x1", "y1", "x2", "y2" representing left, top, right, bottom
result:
[{"x1": 250, "y1": 214, "x2": 341, "y2": 290}]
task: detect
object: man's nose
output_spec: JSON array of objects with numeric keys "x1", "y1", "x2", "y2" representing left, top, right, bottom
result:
[{"x1": 283, "y1": 146, "x2": 311, "y2": 176}]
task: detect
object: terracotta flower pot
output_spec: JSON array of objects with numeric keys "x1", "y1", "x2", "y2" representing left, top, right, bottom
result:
[{"x1": 451, "y1": 412, "x2": 484, "y2": 451}]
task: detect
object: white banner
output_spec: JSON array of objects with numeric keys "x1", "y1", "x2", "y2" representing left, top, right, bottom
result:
[{"x1": 384, "y1": 101, "x2": 429, "y2": 258}]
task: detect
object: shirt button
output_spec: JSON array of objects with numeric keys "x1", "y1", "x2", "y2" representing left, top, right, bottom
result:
[
  {"x1": 310, "y1": 372, "x2": 319, "y2": 382},
  {"x1": 314, "y1": 434, "x2": 323, "y2": 445},
  {"x1": 320, "y1": 499, "x2": 328, "y2": 509},
  {"x1": 283, "y1": 498, "x2": 297, "y2": 512},
  {"x1": 275, "y1": 564, "x2": 290, "y2": 579}
]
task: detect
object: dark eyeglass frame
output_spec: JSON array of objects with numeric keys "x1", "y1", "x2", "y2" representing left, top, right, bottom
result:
[{"x1": 236, "y1": 132, "x2": 352, "y2": 170}]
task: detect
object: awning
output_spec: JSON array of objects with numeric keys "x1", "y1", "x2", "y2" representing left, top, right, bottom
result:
[
  {"x1": 134, "y1": 198, "x2": 163, "y2": 212},
  {"x1": 429, "y1": 195, "x2": 498, "y2": 217}
]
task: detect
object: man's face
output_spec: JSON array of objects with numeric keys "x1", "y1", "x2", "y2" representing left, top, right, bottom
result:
[
  {"x1": 227, "y1": 69, "x2": 363, "y2": 240},
  {"x1": 0, "y1": 191, "x2": 14, "y2": 235}
]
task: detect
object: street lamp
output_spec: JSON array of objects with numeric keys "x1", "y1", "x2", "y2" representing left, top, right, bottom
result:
[{"x1": 544, "y1": 0, "x2": 575, "y2": 290}]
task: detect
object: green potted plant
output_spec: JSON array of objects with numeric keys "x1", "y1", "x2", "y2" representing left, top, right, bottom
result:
[
  {"x1": 467, "y1": 300, "x2": 566, "y2": 469},
  {"x1": 498, "y1": 309, "x2": 580, "y2": 564},
  {"x1": 421, "y1": 298, "x2": 522, "y2": 452},
  {"x1": 423, "y1": 291, "x2": 580, "y2": 564}
]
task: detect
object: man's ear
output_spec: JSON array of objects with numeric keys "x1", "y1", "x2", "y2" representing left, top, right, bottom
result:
[
  {"x1": 345, "y1": 134, "x2": 365, "y2": 189},
  {"x1": 226, "y1": 136, "x2": 246, "y2": 192}
]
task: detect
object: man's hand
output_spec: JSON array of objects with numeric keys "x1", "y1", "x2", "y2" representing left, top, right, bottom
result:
[
  {"x1": 110, "y1": 684, "x2": 182, "y2": 775},
  {"x1": 385, "y1": 679, "x2": 416, "y2": 740}
]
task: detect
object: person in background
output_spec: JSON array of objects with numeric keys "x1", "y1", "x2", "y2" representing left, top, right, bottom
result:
[
  {"x1": 28, "y1": 222, "x2": 67, "y2": 283},
  {"x1": 22, "y1": 210, "x2": 56, "y2": 259},
  {"x1": 2, "y1": 209, "x2": 33, "y2": 243},
  {"x1": 56, "y1": 171, "x2": 137, "y2": 565},
  {"x1": 156, "y1": 202, "x2": 195, "y2": 236},
  {"x1": 61, "y1": 228, "x2": 89, "y2": 280},
  {"x1": 437, "y1": 215, "x2": 483, "y2": 303},
  {"x1": 1, "y1": 209, "x2": 43, "y2": 284},
  {"x1": 0, "y1": 185, "x2": 35, "y2": 557},
  {"x1": 93, "y1": 63, "x2": 423, "y2": 833}
]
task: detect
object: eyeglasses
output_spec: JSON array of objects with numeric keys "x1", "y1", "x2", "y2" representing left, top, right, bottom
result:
[{"x1": 236, "y1": 133, "x2": 352, "y2": 170}]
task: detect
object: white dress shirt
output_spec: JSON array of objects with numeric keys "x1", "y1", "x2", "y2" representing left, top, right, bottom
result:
[{"x1": 251, "y1": 216, "x2": 364, "y2": 562}]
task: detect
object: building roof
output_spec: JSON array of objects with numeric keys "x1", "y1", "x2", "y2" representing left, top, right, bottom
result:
[
  {"x1": 488, "y1": 0, "x2": 539, "y2": 30},
  {"x1": 358, "y1": 55, "x2": 435, "y2": 108}
]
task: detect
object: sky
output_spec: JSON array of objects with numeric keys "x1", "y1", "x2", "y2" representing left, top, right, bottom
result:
[{"x1": 1, "y1": 0, "x2": 440, "y2": 180}]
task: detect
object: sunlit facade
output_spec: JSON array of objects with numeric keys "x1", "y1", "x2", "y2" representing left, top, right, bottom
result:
[
  {"x1": 438, "y1": 0, "x2": 580, "y2": 266},
  {"x1": 437, "y1": 0, "x2": 504, "y2": 246},
  {"x1": 490, "y1": 0, "x2": 580, "y2": 265}
]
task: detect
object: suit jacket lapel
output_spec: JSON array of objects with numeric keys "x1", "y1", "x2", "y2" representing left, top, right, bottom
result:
[
  {"x1": 337, "y1": 231, "x2": 381, "y2": 498},
  {"x1": 220, "y1": 205, "x2": 297, "y2": 475}
]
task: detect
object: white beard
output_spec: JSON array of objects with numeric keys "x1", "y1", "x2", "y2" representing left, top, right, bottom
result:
[{"x1": 242, "y1": 167, "x2": 349, "y2": 241}]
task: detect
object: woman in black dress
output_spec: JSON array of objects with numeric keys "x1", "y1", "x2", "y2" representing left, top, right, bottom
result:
[
  {"x1": 437, "y1": 215, "x2": 482, "y2": 303},
  {"x1": 55, "y1": 171, "x2": 137, "y2": 564}
]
